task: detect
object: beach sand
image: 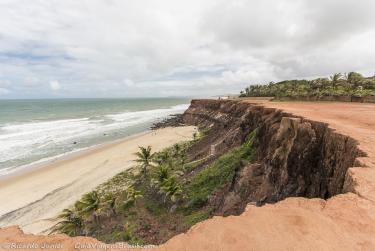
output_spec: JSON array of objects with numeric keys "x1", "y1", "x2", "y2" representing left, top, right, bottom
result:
[{"x1": 0, "y1": 126, "x2": 196, "y2": 235}]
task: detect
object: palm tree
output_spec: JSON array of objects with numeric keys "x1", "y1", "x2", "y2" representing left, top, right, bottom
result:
[
  {"x1": 103, "y1": 193, "x2": 117, "y2": 216},
  {"x1": 75, "y1": 191, "x2": 100, "y2": 223},
  {"x1": 315, "y1": 78, "x2": 330, "y2": 95},
  {"x1": 134, "y1": 146, "x2": 155, "y2": 176},
  {"x1": 346, "y1": 72, "x2": 364, "y2": 89},
  {"x1": 154, "y1": 151, "x2": 170, "y2": 165},
  {"x1": 50, "y1": 209, "x2": 83, "y2": 236},
  {"x1": 121, "y1": 186, "x2": 143, "y2": 211},
  {"x1": 245, "y1": 87, "x2": 250, "y2": 96},
  {"x1": 330, "y1": 73, "x2": 342, "y2": 90},
  {"x1": 160, "y1": 176, "x2": 183, "y2": 203},
  {"x1": 151, "y1": 165, "x2": 170, "y2": 187}
]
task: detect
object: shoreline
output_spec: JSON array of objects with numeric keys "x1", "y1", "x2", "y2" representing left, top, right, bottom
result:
[
  {"x1": 0, "y1": 130, "x2": 152, "y2": 181},
  {"x1": 0, "y1": 100, "x2": 191, "y2": 179},
  {"x1": 0, "y1": 126, "x2": 197, "y2": 234}
]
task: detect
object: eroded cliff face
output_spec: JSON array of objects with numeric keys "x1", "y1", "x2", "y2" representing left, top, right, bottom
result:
[
  {"x1": 1, "y1": 99, "x2": 374, "y2": 251},
  {"x1": 183, "y1": 99, "x2": 364, "y2": 214}
]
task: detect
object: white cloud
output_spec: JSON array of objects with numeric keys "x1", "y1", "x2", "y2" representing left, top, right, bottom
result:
[
  {"x1": 123, "y1": 79, "x2": 135, "y2": 87},
  {"x1": 49, "y1": 80, "x2": 61, "y2": 91},
  {"x1": 0, "y1": 0, "x2": 374, "y2": 98},
  {"x1": 0, "y1": 79, "x2": 11, "y2": 88},
  {"x1": 0, "y1": 88, "x2": 10, "y2": 95}
]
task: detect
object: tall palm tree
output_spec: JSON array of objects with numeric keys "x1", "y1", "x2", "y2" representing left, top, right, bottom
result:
[
  {"x1": 50, "y1": 209, "x2": 83, "y2": 236},
  {"x1": 330, "y1": 73, "x2": 342, "y2": 90},
  {"x1": 134, "y1": 146, "x2": 155, "y2": 176},
  {"x1": 75, "y1": 191, "x2": 100, "y2": 223}
]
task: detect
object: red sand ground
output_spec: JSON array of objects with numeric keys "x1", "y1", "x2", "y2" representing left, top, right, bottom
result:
[{"x1": 1, "y1": 100, "x2": 374, "y2": 251}]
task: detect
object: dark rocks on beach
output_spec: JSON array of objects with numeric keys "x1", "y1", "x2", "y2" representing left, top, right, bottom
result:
[{"x1": 151, "y1": 114, "x2": 185, "y2": 130}]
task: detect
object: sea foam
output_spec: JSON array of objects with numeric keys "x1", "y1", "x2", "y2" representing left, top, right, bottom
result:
[{"x1": 0, "y1": 103, "x2": 189, "y2": 175}]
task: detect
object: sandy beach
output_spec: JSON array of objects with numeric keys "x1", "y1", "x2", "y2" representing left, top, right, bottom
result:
[{"x1": 0, "y1": 126, "x2": 196, "y2": 235}]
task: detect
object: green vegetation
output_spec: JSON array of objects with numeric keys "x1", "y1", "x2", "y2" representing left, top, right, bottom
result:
[
  {"x1": 52, "y1": 130, "x2": 257, "y2": 244},
  {"x1": 134, "y1": 146, "x2": 155, "y2": 177},
  {"x1": 239, "y1": 72, "x2": 375, "y2": 98},
  {"x1": 75, "y1": 191, "x2": 100, "y2": 221},
  {"x1": 120, "y1": 187, "x2": 143, "y2": 211},
  {"x1": 183, "y1": 209, "x2": 212, "y2": 227},
  {"x1": 186, "y1": 131, "x2": 256, "y2": 209},
  {"x1": 50, "y1": 209, "x2": 83, "y2": 236}
]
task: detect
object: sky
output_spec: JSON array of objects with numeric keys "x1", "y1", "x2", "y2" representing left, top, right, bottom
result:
[{"x1": 0, "y1": 0, "x2": 375, "y2": 99}]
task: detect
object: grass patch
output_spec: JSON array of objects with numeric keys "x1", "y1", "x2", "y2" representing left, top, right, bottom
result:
[
  {"x1": 186, "y1": 130, "x2": 257, "y2": 209},
  {"x1": 183, "y1": 158, "x2": 207, "y2": 173},
  {"x1": 183, "y1": 209, "x2": 213, "y2": 227},
  {"x1": 144, "y1": 201, "x2": 167, "y2": 216}
]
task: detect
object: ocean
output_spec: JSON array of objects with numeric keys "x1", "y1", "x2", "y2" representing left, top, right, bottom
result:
[{"x1": 0, "y1": 98, "x2": 191, "y2": 176}]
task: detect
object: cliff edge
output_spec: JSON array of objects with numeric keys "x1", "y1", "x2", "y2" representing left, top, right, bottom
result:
[{"x1": 1, "y1": 99, "x2": 374, "y2": 251}]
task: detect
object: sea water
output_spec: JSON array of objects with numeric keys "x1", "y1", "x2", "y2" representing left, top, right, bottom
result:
[{"x1": 0, "y1": 98, "x2": 190, "y2": 175}]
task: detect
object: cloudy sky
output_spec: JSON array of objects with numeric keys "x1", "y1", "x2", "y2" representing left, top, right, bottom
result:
[{"x1": 0, "y1": 0, "x2": 375, "y2": 98}]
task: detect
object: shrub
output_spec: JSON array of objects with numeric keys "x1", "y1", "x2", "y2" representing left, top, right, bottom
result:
[{"x1": 186, "y1": 130, "x2": 257, "y2": 209}]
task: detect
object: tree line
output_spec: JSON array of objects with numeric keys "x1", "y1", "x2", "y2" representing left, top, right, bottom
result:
[{"x1": 239, "y1": 72, "x2": 375, "y2": 98}]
